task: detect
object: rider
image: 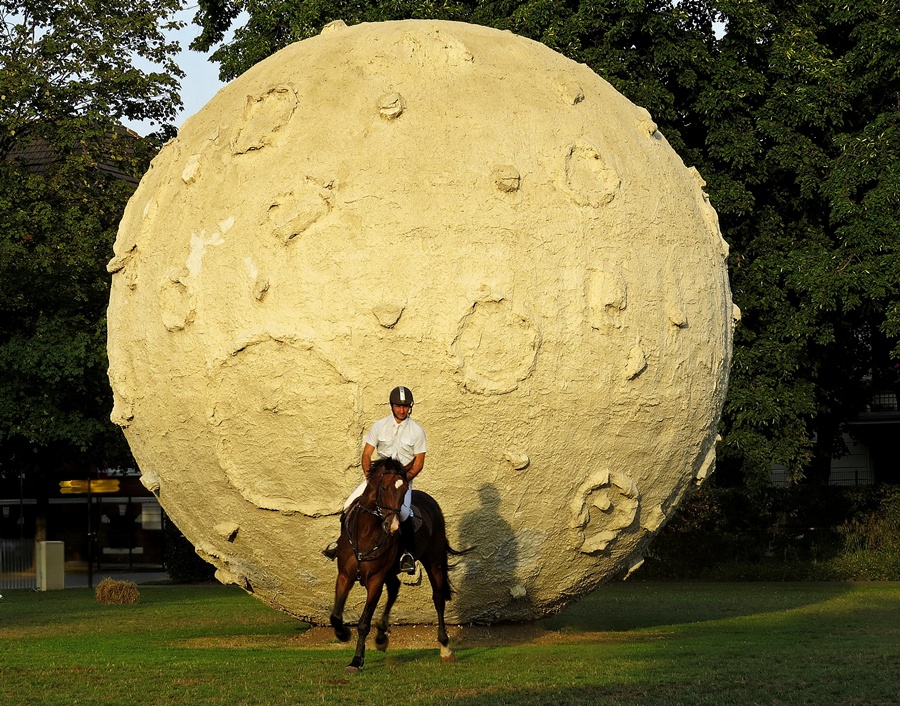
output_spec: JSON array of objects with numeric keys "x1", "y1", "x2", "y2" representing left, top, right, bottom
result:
[{"x1": 323, "y1": 385, "x2": 427, "y2": 574}]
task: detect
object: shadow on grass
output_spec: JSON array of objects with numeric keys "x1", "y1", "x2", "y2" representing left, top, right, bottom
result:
[
  {"x1": 289, "y1": 582, "x2": 862, "y2": 655},
  {"x1": 535, "y1": 581, "x2": 857, "y2": 632},
  {"x1": 425, "y1": 685, "x2": 660, "y2": 706}
]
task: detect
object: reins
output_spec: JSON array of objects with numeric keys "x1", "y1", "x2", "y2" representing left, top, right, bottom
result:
[{"x1": 346, "y1": 467, "x2": 407, "y2": 565}]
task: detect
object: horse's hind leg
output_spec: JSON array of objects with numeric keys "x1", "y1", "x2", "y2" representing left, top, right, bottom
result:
[
  {"x1": 424, "y1": 557, "x2": 455, "y2": 663},
  {"x1": 375, "y1": 573, "x2": 400, "y2": 652}
]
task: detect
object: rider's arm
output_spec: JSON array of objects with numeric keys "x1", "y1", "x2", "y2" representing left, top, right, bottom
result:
[
  {"x1": 406, "y1": 453, "x2": 425, "y2": 480},
  {"x1": 361, "y1": 443, "x2": 375, "y2": 477}
]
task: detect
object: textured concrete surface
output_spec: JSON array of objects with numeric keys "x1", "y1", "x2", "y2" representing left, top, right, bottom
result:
[{"x1": 107, "y1": 19, "x2": 734, "y2": 624}]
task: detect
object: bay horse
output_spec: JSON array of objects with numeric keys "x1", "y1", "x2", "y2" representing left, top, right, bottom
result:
[{"x1": 329, "y1": 457, "x2": 469, "y2": 672}]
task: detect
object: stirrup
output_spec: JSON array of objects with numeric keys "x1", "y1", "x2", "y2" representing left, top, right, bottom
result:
[
  {"x1": 399, "y1": 552, "x2": 416, "y2": 574},
  {"x1": 322, "y1": 540, "x2": 339, "y2": 560}
]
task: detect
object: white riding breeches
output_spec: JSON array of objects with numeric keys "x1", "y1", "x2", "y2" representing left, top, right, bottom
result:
[{"x1": 344, "y1": 478, "x2": 413, "y2": 521}]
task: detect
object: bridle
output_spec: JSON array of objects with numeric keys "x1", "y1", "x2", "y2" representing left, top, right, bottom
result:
[{"x1": 347, "y1": 468, "x2": 407, "y2": 564}]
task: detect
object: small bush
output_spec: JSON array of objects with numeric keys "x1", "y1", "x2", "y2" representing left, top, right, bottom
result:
[
  {"x1": 95, "y1": 578, "x2": 140, "y2": 605},
  {"x1": 642, "y1": 483, "x2": 900, "y2": 581},
  {"x1": 838, "y1": 486, "x2": 900, "y2": 553},
  {"x1": 827, "y1": 550, "x2": 900, "y2": 581}
]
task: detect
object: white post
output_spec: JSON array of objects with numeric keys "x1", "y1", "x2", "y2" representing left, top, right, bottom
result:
[{"x1": 36, "y1": 541, "x2": 65, "y2": 591}]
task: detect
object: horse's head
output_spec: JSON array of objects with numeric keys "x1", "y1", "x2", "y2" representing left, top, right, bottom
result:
[{"x1": 368, "y1": 458, "x2": 409, "y2": 536}]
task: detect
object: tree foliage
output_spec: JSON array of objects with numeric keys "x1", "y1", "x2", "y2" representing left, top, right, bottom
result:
[
  {"x1": 0, "y1": 0, "x2": 183, "y2": 485},
  {"x1": 702, "y1": 0, "x2": 900, "y2": 484},
  {"x1": 0, "y1": 0, "x2": 184, "y2": 153},
  {"x1": 191, "y1": 0, "x2": 900, "y2": 489}
]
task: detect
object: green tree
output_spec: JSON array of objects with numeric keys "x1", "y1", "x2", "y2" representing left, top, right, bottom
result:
[
  {"x1": 0, "y1": 0, "x2": 184, "y2": 523},
  {"x1": 191, "y1": 0, "x2": 899, "y2": 488},
  {"x1": 1, "y1": 0, "x2": 184, "y2": 153},
  {"x1": 699, "y1": 0, "x2": 900, "y2": 485}
]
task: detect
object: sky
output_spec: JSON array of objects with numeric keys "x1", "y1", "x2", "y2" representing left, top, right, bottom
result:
[{"x1": 123, "y1": 9, "x2": 231, "y2": 137}]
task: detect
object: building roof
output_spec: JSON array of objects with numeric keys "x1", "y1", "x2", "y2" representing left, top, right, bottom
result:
[{"x1": 4, "y1": 127, "x2": 142, "y2": 185}]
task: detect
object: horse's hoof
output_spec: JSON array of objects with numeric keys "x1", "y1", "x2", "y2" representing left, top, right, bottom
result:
[
  {"x1": 441, "y1": 653, "x2": 457, "y2": 664},
  {"x1": 334, "y1": 627, "x2": 351, "y2": 643},
  {"x1": 375, "y1": 635, "x2": 389, "y2": 652},
  {"x1": 345, "y1": 665, "x2": 360, "y2": 674}
]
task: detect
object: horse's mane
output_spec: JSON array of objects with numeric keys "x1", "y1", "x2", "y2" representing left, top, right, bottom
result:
[{"x1": 369, "y1": 457, "x2": 406, "y2": 476}]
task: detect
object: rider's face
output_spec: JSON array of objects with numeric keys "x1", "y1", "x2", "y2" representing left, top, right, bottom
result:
[{"x1": 391, "y1": 403, "x2": 411, "y2": 422}]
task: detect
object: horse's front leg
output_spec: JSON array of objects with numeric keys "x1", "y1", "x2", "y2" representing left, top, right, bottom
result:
[
  {"x1": 330, "y1": 570, "x2": 353, "y2": 643},
  {"x1": 346, "y1": 578, "x2": 384, "y2": 673},
  {"x1": 375, "y1": 573, "x2": 401, "y2": 652}
]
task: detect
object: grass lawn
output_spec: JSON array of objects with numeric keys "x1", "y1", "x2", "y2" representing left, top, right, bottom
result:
[{"x1": 1, "y1": 581, "x2": 898, "y2": 705}]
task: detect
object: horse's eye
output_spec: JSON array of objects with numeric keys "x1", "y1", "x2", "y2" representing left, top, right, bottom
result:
[{"x1": 394, "y1": 479, "x2": 404, "y2": 489}]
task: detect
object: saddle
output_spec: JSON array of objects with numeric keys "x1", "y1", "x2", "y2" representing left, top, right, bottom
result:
[{"x1": 410, "y1": 505, "x2": 424, "y2": 532}]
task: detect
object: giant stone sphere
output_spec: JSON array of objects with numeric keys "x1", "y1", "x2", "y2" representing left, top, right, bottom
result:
[{"x1": 107, "y1": 19, "x2": 734, "y2": 624}]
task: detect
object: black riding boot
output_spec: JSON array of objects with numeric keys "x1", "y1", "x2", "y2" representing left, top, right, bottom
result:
[
  {"x1": 322, "y1": 514, "x2": 345, "y2": 560},
  {"x1": 399, "y1": 517, "x2": 417, "y2": 574}
]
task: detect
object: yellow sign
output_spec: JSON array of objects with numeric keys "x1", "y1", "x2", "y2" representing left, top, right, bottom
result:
[{"x1": 59, "y1": 479, "x2": 121, "y2": 494}]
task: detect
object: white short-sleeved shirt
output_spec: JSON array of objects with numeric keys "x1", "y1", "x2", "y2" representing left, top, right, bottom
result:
[{"x1": 365, "y1": 415, "x2": 427, "y2": 467}]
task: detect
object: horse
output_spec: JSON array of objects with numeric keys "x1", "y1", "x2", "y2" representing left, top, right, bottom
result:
[{"x1": 329, "y1": 457, "x2": 470, "y2": 672}]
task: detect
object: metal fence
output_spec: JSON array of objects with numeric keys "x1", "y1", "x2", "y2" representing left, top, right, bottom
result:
[{"x1": 0, "y1": 539, "x2": 36, "y2": 590}]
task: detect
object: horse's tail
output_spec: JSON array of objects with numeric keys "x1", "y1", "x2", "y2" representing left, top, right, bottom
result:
[
  {"x1": 412, "y1": 489, "x2": 476, "y2": 601},
  {"x1": 441, "y1": 544, "x2": 476, "y2": 601}
]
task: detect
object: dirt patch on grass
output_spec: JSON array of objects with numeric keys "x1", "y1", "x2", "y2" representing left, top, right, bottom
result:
[
  {"x1": 291, "y1": 623, "x2": 617, "y2": 649},
  {"x1": 294, "y1": 623, "x2": 558, "y2": 650},
  {"x1": 179, "y1": 624, "x2": 644, "y2": 651},
  {"x1": 178, "y1": 624, "x2": 547, "y2": 650}
]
